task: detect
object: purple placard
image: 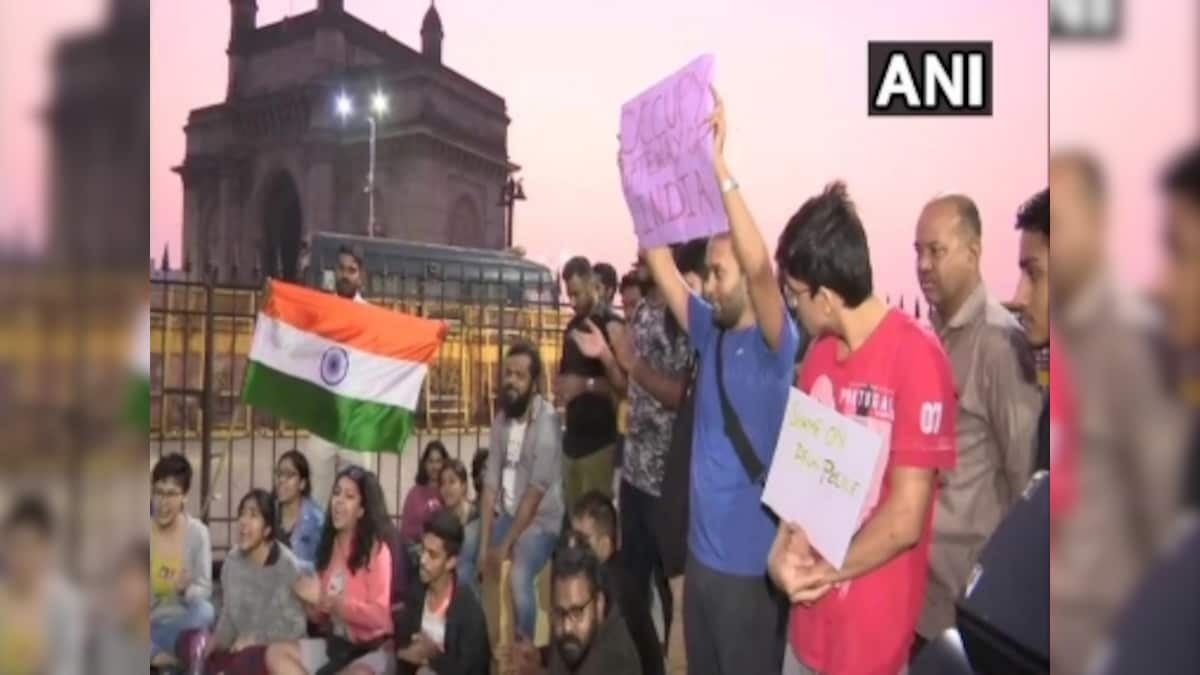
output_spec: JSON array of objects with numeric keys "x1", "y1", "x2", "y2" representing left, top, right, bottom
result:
[{"x1": 619, "y1": 54, "x2": 727, "y2": 249}]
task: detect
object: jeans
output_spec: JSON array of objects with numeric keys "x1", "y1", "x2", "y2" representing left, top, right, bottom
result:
[
  {"x1": 456, "y1": 519, "x2": 482, "y2": 595},
  {"x1": 150, "y1": 599, "x2": 215, "y2": 658},
  {"x1": 471, "y1": 513, "x2": 557, "y2": 640}
]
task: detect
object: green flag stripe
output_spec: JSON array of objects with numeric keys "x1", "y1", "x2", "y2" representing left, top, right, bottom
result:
[
  {"x1": 128, "y1": 377, "x2": 150, "y2": 431},
  {"x1": 242, "y1": 361, "x2": 413, "y2": 452}
]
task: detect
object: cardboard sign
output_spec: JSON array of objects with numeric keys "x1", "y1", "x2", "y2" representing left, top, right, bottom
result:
[
  {"x1": 619, "y1": 54, "x2": 728, "y2": 248},
  {"x1": 762, "y1": 387, "x2": 885, "y2": 569}
]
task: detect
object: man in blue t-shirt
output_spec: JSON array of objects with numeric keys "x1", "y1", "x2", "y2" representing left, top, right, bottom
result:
[{"x1": 639, "y1": 88, "x2": 799, "y2": 675}]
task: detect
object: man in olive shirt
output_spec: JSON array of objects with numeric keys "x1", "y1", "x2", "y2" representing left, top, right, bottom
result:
[{"x1": 914, "y1": 194, "x2": 1044, "y2": 643}]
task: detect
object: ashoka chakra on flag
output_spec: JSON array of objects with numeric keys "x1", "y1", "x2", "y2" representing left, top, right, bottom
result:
[{"x1": 241, "y1": 280, "x2": 447, "y2": 452}]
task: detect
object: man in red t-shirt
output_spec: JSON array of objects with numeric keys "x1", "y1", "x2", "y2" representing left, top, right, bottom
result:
[{"x1": 768, "y1": 182, "x2": 958, "y2": 675}]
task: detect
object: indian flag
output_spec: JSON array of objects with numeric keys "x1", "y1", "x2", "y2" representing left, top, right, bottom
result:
[
  {"x1": 128, "y1": 299, "x2": 150, "y2": 431},
  {"x1": 242, "y1": 280, "x2": 447, "y2": 452}
]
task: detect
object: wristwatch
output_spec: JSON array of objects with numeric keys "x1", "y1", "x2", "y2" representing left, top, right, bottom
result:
[{"x1": 720, "y1": 176, "x2": 739, "y2": 194}]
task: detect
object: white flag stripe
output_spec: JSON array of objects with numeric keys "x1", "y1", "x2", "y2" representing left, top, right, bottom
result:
[
  {"x1": 133, "y1": 305, "x2": 151, "y2": 375},
  {"x1": 249, "y1": 313, "x2": 428, "y2": 410}
]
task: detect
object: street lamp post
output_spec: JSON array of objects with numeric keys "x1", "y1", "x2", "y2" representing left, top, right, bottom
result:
[
  {"x1": 366, "y1": 115, "x2": 376, "y2": 238},
  {"x1": 337, "y1": 89, "x2": 388, "y2": 238}
]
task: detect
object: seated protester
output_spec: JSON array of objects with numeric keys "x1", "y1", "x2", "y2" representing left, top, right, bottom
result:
[
  {"x1": 395, "y1": 509, "x2": 490, "y2": 675},
  {"x1": 275, "y1": 450, "x2": 325, "y2": 571},
  {"x1": 402, "y1": 442, "x2": 450, "y2": 570},
  {"x1": 0, "y1": 495, "x2": 84, "y2": 675},
  {"x1": 511, "y1": 541, "x2": 642, "y2": 675},
  {"x1": 150, "y1": 453, "x2": 214, "y2": 670},
  {"x1": 204, "y1": 489, "x2": 307, "y2": 673},
  {"x1": 475, "y1": 342, "x2": 565, "y2": 641},
  {"x1": 439, "y1": 461, "x2": 482, "y2": 594},
  {"x1": 570, "y1": 491, "x2": 661, "y2": 675},
  {"x1": 265, "y1": 466, "x2": 394, "y2": 675}
]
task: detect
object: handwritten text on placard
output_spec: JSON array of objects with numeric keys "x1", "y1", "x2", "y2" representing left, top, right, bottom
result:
[
  {"x1": 619, "y1": 54, "x2": 728, "y2": 248},
  {"x1": 762, "y1": 388, "x2": 884, "y2": 569}
]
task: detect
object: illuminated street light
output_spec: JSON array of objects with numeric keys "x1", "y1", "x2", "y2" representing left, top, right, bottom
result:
[
  {"x1": 335, "y1": 93, "x2": 353, "y2": 119},
  {"x1": 370, "y1": 90, "x2": 388, "y2": 116},
  {"x1": 335, "y1": 89, "x2": 389, "y2": 238}
]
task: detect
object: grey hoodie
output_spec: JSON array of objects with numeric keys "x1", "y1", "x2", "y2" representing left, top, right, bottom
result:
[{"x1": 211, "y1": 541, "x2": 308, "y2": 649}]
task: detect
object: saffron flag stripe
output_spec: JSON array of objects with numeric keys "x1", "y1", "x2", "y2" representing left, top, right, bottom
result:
[
  {"x1": 263, "y1": 280, "x2": 446, "y2": 363},
  {"x1": 242, "y1": 362, "x2": 413, "y2": 452},
  {"x1": 248, "y1": 313, "x2": 429, "y2": 411}
]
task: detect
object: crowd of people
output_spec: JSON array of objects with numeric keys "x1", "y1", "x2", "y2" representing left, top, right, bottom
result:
[{"x1": 135, "y1": 91, "x2": 1200, "y2": 675}]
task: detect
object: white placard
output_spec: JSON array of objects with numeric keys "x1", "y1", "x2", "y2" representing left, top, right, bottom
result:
[{"x1": 762, "y1": 387, "x2": 884, "y2": 569}]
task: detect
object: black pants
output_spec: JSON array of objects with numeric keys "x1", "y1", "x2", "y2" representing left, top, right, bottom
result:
[
  {"x1": 620, "y1": 479, "x2": 670, "y2": 675},
  {"x1": 685, "y1": 553, "x2": 787, "y2": 675}
]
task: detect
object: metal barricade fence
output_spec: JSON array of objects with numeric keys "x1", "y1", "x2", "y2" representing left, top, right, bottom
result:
[{"x1": 150, "y1": 274, "x2": 570, "y2": 556}]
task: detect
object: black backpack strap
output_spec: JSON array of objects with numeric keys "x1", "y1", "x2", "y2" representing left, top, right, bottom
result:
[{"x1": 715, "y1": 330, "x2": 766, "y2": 485}]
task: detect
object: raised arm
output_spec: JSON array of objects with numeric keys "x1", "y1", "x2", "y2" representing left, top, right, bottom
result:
[
  {"x1": 643, "y1": 247, "x2": 691, "y2": 334},
  {"x1": 709, "y1": 88, "x2": 788, "y2": 353}
]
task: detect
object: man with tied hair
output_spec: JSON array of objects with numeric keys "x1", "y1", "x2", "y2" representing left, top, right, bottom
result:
[
  {"x1": 475, "y1": 341, "x2": 565, "y2": 643},
  {"x1": 639, "y1": 89, "x2": 800, "y2": 675},
  {"x1": 913, "y1": 192, "x2": 1042, "y2": 647}
]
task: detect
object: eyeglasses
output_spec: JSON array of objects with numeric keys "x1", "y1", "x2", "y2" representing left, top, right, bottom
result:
[
  {"x1": 152, "y1": 488, "x2": 184, "y2": 500},
  {"x1": 275, "y1": 469, "x2": 300, "y2": 481},
  {"x1": 552, "y1": 595, "x2": 596, "y2": 627}
]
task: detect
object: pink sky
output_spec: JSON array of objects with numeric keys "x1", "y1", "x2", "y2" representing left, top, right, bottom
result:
[
  {"x1": 133, "y1": 1, "x2": 1049, "y2": 302},
  {"x1": 1051, "y1": 0, "x2": 1197, "y2": 288}
]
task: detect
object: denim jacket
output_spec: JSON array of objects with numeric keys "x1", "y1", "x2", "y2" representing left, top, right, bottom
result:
[{"x1": 286, "y1": 497, "x2": 325, "y2": 572}]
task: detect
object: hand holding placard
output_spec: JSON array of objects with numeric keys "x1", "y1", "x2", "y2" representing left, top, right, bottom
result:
[{"x1": 762, "y1": 387, "x2": 885, "y2": 570}]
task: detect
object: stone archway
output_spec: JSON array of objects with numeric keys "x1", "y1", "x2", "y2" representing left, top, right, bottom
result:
[
  {"x1": 260, "y1": 170, "x2": 303, "y2": 282},
  {"x1": 447, "y1": 196, "x2": 482, "y2": 247}
]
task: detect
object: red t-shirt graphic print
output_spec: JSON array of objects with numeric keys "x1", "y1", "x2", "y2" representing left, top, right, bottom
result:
[{"x1": 791, "y1": 309, "x2": 957, "y2": 675}]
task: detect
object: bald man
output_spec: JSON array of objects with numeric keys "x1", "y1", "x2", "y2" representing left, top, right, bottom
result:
[{"x1": 913, "y1": 194, "x2": 1043, "y2": 646}]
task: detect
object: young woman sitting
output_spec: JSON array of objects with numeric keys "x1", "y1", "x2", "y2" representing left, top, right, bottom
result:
[
  {"x1": 274, "y1": 450, "x2": 325, "y2": 571},
  {"x1": 264, "y1": 466, "x2": 394, "y2": 675},
  {"x1": 204, "y1": 489, "x2": 308, "y2": 673}
]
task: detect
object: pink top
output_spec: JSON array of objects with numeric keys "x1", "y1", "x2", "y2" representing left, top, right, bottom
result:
[
  {"x1": 400, "y1": 484, "x2": 443, "y2": 546},
  {"x1": 308, "y1": 537, "x2": 393, "y2": 644}
]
